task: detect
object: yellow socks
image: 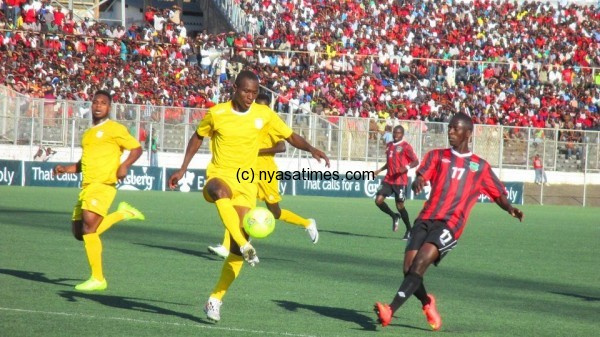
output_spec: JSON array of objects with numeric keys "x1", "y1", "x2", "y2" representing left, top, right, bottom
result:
[
  {"x1": 215, "y1": 199, "x2": 248, "y2": 246},
  {"x1": 221, "y1": 230, "x2": 231, "y2": 250},
  {"x1": 279, "y1": 209, "x2": 310, "y2": 227},
  {"x1": 210, "y1": 253, "x2": 244, "y2": 300},
  {"x1": 82, "y1": 233, "x2": 104, "y2": 281},
  {"x1": 96, "y1": 212, "x2": 126, "y2": 235}
]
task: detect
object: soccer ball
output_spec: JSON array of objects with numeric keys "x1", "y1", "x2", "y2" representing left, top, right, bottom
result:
[{"x1": 243, "y1": 207, "x2": 275, "y2": 239}]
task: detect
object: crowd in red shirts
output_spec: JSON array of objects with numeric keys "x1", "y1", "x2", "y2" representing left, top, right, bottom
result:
[
  {"x1": 1, "y1": 0, "x2": 599, "y2": 136},
  {"x1": 229, "y1": 0, "x2": 600, "y2": 133}
]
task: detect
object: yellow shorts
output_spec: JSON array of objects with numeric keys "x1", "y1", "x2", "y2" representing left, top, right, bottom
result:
[
  {"x1": 203, "y1": 176, "x2": 257, "y2": 209},
  {"x1": 72, "y1": 183, "x2": 117, "y2": 220},
  {"x1": 257, "y1": 178, "x2": 282, "y2": 204}
]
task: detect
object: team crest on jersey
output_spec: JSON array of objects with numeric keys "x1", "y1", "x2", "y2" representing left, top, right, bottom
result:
[
  {"x1": 395, "y1": 146, "x2": 403, "y2": 153},
  {"x1": 96, "y1": 131, "x2": 104, "y2": 138},
  {"x1": 469, "y1": 162, "x2": 479, "y2": 172},
  {"x1": 254, "y1": 118, "x2": 264, "y2": 129}
]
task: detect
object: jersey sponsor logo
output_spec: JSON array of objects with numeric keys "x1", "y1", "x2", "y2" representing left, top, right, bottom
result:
[
  {"x1": 96, "y1": 130, "x2": 104, "y2": 138},
  {"x1": 254, "y1": 118, "x2": 264, "y2": 129},
  {"x1": 469, "y1": 162, "x2": 480, "y2": 172},
  {"x1": 442, "y1": 158, "x2": 451, "y2": 163}
]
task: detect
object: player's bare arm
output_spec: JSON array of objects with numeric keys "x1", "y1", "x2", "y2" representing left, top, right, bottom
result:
[
  {"x1": 259, "y1": 141, "x2": 285, "y2": 155},
  {"x1": 495, "y1": 195, "x2": 524, "y2": 222},
  {"x1": 407, "y1": 158, "x2": 419, "y2": 172},
  {"x1": 169, "y1": 133, "x2": 204, "y2": 189},
  {"x1": 374, "y1": 163, "x2": 388, "y2": 176},
  {"x1": 286, "y1": 133, "x2": 330, "y2": 167},
  {"x1": 411, "y1": 175, "x2": 426, "y2": 194},
  {"x1": 117, "y1": 146, "x2": 143, "y2": 180},
  {"x1": 53, "y1": 161, "x2": 82, "y2": 176}
]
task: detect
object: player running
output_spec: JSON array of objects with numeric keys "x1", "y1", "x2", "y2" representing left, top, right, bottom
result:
[{"x1": 374, "y1": 113, "x2": 524, "y2": 331}]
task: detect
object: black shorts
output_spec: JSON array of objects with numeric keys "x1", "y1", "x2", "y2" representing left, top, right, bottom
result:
[
  {"x1": 406, "y1": 219, "x2": 458, "y2": 266},
  {"x1": 376, "y1": 182, "x2": 407, "y2": 202}
]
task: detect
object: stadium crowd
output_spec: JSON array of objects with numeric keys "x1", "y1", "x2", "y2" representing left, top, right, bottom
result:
[{"x1": 1, "y1": 0, "x2": 600, "y2": 145}]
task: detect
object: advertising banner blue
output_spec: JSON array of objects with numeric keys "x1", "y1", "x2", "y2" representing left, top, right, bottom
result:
[
  {"x1": 117, "y1": 166, "x2": 163, "y2": 191},
  {"x1": 4, "y1": 160, "x2": 524, "y2": 204},
  {"x1": 164, "y1": 168, "x2": 207, "y2": 192},
  {"x1": 22, "y1": 162, "x2": 164, "y2": 191},
  {"x1": 0, "y1": 160, "x2": 22, "y2": 186},
  {"x1": 25, "y1": 161, "x2": 82, "y2": 188},
  {"x1": 281, "y1": 174, "x2": 382, "y2": 198}
]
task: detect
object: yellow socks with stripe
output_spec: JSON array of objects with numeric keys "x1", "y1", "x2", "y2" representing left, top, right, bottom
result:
[
  {"x1": 210, "y1": 253, "x2": 244, "y2": 300},
  {"x1": 221, "y1": 230, "x2": 231, "y2": 250},
  {"x1": 96, "y1": 212, "x2": 126, "y2": 236},
  {"x1": 82, "y1": 233, "x2": 104, "y2": 281},
  {"x1": 215, "y1": 199, "x2": 247, "y2": 246},
  {"x1": 279, "y1": 209, "x2": 310, "y2": 227}
]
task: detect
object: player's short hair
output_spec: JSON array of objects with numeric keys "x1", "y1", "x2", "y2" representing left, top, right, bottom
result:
[
  {"x1": 255, "y1": 93, "x2": 271, "y2": 105},
  {"x1": 235, "y1": 70, "x2": 259, "y2": 87},
  {"x1": 94, "y1": 90, "x2": 112, "y2": 104},
  {"x1": 453, "y1": 113, "x2": 473, "y2": 131},
  {"x1": 393, "y1": 125, "x2": 404, "y2": 133}
]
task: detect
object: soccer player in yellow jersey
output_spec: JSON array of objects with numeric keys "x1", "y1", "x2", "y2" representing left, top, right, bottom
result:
[
  {"x1": 168, "y1": 71, "x2": 329, "y2": 322},
  {"x1": 53, "y1": 90, "x2": 145, "y2": 291},
  {"x1": 208, "y1": 93, "x2": 319, "y2": 259}
]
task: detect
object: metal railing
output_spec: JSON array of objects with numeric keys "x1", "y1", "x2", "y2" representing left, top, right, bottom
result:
[{"x1": 1, "y1": 85, "x2": 599, "y2": 175}]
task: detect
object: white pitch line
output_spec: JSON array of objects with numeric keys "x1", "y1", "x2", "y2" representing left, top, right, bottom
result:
[{"x1": 0, "y1": 307, "x2": 317, "y2": 337}]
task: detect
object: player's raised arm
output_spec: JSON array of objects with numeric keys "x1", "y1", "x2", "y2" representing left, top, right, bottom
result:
[
  {"x1": 285, "y1": 132, "x2": 330, "y2": 167},
  {"x1": 168, "y1": 133, "x2": 204, "y2": 189}
]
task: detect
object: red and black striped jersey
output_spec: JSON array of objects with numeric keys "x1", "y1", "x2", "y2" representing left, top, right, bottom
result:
[
  {"x1": 383, "y1": 140, "x2": 418, "y2": 185},
  {"x1": 415, "y1": 148, "x2": 507, "y2": 239}
]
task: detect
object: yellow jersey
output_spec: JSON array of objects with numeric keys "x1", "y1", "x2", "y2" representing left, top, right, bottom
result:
[
  {"x1": 197, "y1": 101, "x2": 292, "y2": 178},
  {"x1": 81, "y1": 120, "x2": 141, "y2": 186}
]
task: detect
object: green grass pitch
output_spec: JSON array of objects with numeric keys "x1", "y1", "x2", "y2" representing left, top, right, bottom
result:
[{"x1": 0, "y1": 186, "x2": 598, "y2": 337}]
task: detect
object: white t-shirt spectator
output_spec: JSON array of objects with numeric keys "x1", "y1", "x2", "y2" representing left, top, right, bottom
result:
[
  {"x1": 177, "y1": 23, "x2": 187, "y2": 39},
  {"x1": 154, "y1": 15, "x2": 167, "y2": 32}
]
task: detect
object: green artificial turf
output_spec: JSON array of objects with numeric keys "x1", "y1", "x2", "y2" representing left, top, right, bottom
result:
[{"x1": 0, "y1": 186, "x2": 598, "y2": 336}]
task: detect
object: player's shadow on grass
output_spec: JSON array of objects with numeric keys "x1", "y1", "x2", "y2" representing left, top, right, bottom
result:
[
  {"x1": 274, "y1": 299, "x2": 379, "y2": 331},
  {"x1": 0, "y1": 209, "x2": 70, "y2": 227},
  {"x1": 135, "y1": 243, "x2": 222, "y2": 260},
  {"x1": 58, "y1": 291, "x2": 208, "y2": 324},
  {"x1": 137, "y1": 243, "x2": 296, "y2": 263},
  {"x1": 318, "y1": 229, "x2": 392, "y2": 240},
  {"x1": 551, "y1": 291, "x2": 600, "y2": 302},
  {"x1": 0, "y1": 268, "x2": 77, "y2": 286}
]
